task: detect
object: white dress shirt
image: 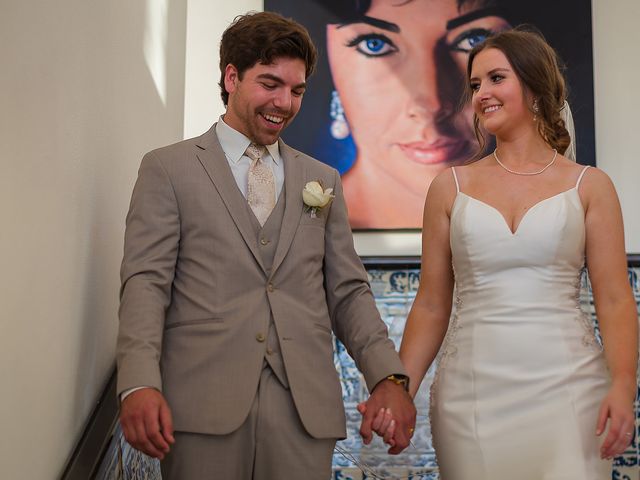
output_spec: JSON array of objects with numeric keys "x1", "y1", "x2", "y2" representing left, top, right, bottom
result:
[{"x1": 215, "y1": 116, "x2": 285, "y2": 200}]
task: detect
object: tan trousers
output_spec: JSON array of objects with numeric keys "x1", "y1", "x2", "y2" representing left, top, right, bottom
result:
[{"x1": 161, "y1": 366, "x2": 337, "y2": 479}]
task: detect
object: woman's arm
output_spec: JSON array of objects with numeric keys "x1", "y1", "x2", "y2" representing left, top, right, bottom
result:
[
  {"x1": 400, "y1": 169, "x2": 458, "y2": 398},
  {"x1": 582, "y1": 167, "x2": 638, "y2": 458}
]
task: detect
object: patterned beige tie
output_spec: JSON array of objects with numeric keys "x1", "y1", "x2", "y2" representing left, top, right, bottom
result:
[{"x1": 246, "y1": 143, "x2": 276, "y2": 226}]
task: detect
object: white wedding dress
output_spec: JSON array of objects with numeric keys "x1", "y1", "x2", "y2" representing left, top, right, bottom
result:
[{"x1": 430, "y1": 166, "x2": 612, "y2": 479}]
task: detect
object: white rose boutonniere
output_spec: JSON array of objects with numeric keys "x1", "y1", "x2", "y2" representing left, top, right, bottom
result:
[{"x1": 302, "y1": 181, "x2": 334, "y2": 218}]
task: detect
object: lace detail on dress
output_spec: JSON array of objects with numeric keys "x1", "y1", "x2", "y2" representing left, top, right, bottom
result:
[
  {"x1": 429, "y1": 274, "x2": 463, "y2": 457},
  {"x1": 431, "y1": 273, "x2": 463, "y2": 395},
  {"x1": 574, "y1": 266, "x2": 600, "y2": 349},
  {"x1": 440, "y1": 289, "x2": 462, "y2": 362}
]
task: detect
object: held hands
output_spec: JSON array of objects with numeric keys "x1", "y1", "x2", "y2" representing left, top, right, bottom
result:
[
  {"x1": 358, "y1": 379, "x2": 417, "y2": 454},
  {"x1": 119, "y1": 388, "x2": 175, "y2": 459},
  {"x1": 596, "y1": 381, "x2": 636, "y2": 459}
]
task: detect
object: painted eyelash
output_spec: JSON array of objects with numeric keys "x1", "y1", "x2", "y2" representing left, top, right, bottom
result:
[
  {"x1": 345, "y1": 32, "x2": 393, "y2": 47},
  {"x1": 449, "y1": 28, "x2": 494, "y2": 52},
  {"x1": 345, "y1": 32, "x2": 398, "y2": 57}
]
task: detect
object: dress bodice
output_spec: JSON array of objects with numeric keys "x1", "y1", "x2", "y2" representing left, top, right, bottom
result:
[{"x1": 450, "y1": 188, "x2": 586, "y2": 316}]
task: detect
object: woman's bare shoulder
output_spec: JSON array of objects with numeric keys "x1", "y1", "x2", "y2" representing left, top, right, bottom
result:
[
  {"x1": 446, "y1": 156, "x2": 492, "y2": 188},
  {"x1": 570, "y1": 164, "x2": 621, "y2": 217},
  {"x1": 429, "y1": 167, "x2": 459, "y2": 198},
  {"x1": 578, "y1": 164, "x2": 617, "y2": 195}
]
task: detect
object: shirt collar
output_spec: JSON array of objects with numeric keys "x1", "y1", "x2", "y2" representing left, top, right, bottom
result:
[{"x1": 216, "y1": 116, "x2": 280, "y2": 165}]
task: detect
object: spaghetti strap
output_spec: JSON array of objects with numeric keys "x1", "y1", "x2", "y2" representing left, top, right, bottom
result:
[
  {"x1": 575, "y1": 165, "x2": 590, "y2": 189},
  {"x1": 451, "y1": 167, "x2": 460, "y2": 193}
]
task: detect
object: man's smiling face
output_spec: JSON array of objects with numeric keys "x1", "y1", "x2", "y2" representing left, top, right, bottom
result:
[{"x1": 223, "y1": 57, "x2": 307, "y2": 145}]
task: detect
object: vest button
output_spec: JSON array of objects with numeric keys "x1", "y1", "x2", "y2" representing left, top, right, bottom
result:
[
  {"x1": 260, "y1": 238, "x2": 268, "y2": 245},
  {"x1": 266, "y1": 348, "x2": 273, "y2": 355},
  {"x1": 267, "y1": 283, "x2": 274, "y2": 292},
  {"x1": 256, "y1": 333, "x2": 266, "y2": 342}
]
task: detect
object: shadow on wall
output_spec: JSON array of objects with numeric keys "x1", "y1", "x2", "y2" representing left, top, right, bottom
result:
[{"x1": 67, "y1": 0, "x2": 188, "y2": 476}]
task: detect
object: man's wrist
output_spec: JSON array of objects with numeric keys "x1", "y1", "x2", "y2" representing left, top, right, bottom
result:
[
  {"x1": 384, "y1": 374, "x2": 410, "y2": 392},
  {"x1": 120, "y1": 386, "x2": 153, "y2": 402}
]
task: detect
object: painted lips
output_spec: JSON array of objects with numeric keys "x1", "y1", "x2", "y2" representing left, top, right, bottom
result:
[{"x1": 397, "y1": 140, "x2": 470, "y2": 165}]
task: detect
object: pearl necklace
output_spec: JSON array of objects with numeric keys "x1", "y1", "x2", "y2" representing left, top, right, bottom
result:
[{"x1": 493, "y1": 149, "x2": 558, "y2": 176}]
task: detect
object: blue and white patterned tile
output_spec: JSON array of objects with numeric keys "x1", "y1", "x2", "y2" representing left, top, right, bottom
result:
[
  {"x1": 94, "y1": 425, "x2": 160, "y2": 480},
  {"x1": 99, "y1": 267, "x2": 640, "y2": 479},
  {"x1": 334, "y1": 266, "x2": 640, "y2": 480}
]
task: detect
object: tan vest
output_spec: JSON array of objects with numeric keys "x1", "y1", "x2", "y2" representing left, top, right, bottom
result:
[{"x1": 248, "y1": 187, "x2": 289, "y2": 388}]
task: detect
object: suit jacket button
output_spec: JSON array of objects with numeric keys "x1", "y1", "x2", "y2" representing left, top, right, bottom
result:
[
  {"x1": 260, "y1": 238, "x2": 269, "y2": 245},
  {"x1": 267, "y1": 283, "x2": 274, "y2": 292},
  {"x1": 256, "y1": 333, "x2": 266, "y2": 342}
]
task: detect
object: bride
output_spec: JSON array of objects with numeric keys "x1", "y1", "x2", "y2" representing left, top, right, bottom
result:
[{"x1": 368, "y1": 28, "x2": 637, "y2": 479}]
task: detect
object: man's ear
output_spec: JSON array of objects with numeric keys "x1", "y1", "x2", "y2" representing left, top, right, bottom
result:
[{"x1": 224, "y1": 64, "x2": 239, "y2": 95}]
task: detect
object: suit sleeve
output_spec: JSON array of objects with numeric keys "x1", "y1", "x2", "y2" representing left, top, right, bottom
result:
[
  {"x1": 322, "y1": 169, "x2": 406, "y2": 392},
  {"x1": 116, "y1": 151, "x2": 180, "y2": 396}
]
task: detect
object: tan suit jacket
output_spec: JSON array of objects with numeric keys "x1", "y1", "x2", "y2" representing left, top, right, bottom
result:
[{"x1": 116, "y1": 124, "x2": 405, "y2": 439}]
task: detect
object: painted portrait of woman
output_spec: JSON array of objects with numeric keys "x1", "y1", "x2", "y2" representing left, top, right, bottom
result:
[{"x1": 265, "y1": 0, "x2": 594, "y2": 229}]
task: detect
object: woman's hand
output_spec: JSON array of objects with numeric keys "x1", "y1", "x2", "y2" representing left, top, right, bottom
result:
[{"x1": 596, "y1": 381, "x2": 636, "y2": 459}]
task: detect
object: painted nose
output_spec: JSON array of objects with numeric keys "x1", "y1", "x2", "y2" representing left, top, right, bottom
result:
[
  {"x1": 406, "y1": 75, "x2": 443, "y2": 122},
  {"x1": 405, "y1": 46, "x2": 455, "y2": 123},
  {"x1": 407, "y1": 96, "x2": 444, "y2": 122}
]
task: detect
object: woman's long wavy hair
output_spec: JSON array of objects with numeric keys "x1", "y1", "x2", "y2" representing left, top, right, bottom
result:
[{"x1": 466, "y1": 27, "x2": 571, "y2": 157}]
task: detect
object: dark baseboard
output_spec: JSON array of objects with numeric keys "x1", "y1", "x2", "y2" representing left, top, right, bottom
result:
[
  {"x1": 60, "y1": 367, "x2": 118, "y2": 480},
  {"x1": 361, "y1": 256, "x2": 421, "y2": 269}
]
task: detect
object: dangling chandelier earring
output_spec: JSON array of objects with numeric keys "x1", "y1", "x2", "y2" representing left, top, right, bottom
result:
[
  {"x1": 532, "y1": 99, "x2": 540, "y2": 123},
  {"x1": 330, "y1": 90, "x2": 350, "y2": 140}
]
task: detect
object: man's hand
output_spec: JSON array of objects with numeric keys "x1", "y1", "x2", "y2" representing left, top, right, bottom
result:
[
  {"x1": 358, "y1": 379, "x2": 416, "y2": 454},
  {"x1": 119, "y1": 388, "x2": 175, "y2": 459}
]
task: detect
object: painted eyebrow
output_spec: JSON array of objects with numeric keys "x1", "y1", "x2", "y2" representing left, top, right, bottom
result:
[
  {"x1": 446, "y1": 7, "x2": 507, "y2": 30},
  {"x1": 256, "y1": 73, "x2": 306, "y2": 90},
  {"x1": 337, "y1": 15, "x2": 400, "y2": 33}
]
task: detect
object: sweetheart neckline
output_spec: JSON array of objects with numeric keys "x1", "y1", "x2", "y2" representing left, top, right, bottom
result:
[{"x1": 454, "y1": 188, "x2": 581, "y2": 236}]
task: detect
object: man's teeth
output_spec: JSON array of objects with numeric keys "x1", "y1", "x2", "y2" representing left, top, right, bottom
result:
[
  {"x1": 263, "y1": 114, "x2": 284, "y2": 124},
  {"x1": 484, "y1": 105, "x2": 501, "y2": 113}
]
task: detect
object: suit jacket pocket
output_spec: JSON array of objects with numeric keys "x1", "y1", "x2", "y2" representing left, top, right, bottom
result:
[
  {"x1": 165, "y1": 317, "x2": 224, "y2": 330},
  {"x1": 298, "y1": 209, "x2": 327, "y2": 228},
  {"x1": 313, "y1": 322, "x2": 332, "y2": 335}
]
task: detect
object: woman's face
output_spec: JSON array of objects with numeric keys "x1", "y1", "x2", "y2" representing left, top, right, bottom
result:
[
  {"x1": 470, "y1": 47, "x2": 533, "y2": 138},
  {"x1": 327, "y1": 0, "x2": 510, "y2": 190}
]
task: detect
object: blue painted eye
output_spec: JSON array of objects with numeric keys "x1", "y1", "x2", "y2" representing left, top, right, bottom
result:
[
  {"x1": 347, "y1": 33, "x2": 397, "y2": 58},
  {"x1": 363, "y1": 37, "x2": 387, "y2": 54},
  {"x1": 451, "y1": 28, "x2": 492, "y2": 53}
]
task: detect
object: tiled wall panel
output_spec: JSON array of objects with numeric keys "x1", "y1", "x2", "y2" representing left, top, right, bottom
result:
[{"x1": 99, "y1": 267, "x2": 640, "y2": 479}]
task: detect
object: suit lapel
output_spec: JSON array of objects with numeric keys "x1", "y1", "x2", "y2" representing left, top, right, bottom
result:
[
  {"x1": 195, "y1": 125, "x2": 267, "y2": 274},
  {"x1": 271, "y1": 140, "x2": 304, "y2": 277}
]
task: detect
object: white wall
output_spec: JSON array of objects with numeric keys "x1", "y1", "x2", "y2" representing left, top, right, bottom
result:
[
  {"x1": 183, "y1": 0, "x2": 263, "y2": 137},
  {"x1": 592, "y1": 0, "x2": 640, "y2": 254},
  {"x1": 0, "y1": 0, "x2": 186, "y2": 478}
]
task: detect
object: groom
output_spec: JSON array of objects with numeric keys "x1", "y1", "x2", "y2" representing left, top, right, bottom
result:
[{"x1": 116, "y1": 11, "x2": 415, "y2": 479}]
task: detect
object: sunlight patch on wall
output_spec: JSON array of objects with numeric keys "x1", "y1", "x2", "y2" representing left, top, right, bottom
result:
[{"x1": 144, "y1": 0, "x2": 168, "y2": 105}]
